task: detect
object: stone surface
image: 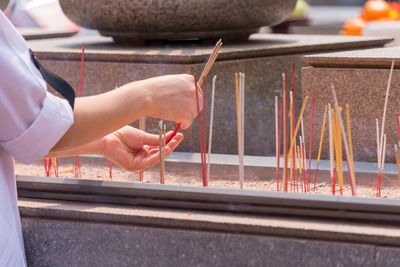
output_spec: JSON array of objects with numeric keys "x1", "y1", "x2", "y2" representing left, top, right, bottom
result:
[
  {"x1": 19, "y1": 198, "x2": 400, "y2": 266},
  {"x1": 302, "y1": 58, "x2": 400, "y2": 162},
  {"x1": 59, "y1": 0, "x2": 297, "y2": 43},
  {"x1": 303, "y1": 46, "x2": 400, "y2": 68},
  {"x1": 28, "y1": 34, "x2": 391, "y2": 156},
  {"x1": 18, "y1": 28, "x2": 77, "y2": 40}
]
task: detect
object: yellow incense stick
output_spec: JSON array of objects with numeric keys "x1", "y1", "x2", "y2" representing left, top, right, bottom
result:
[
  {"x1": 297, "y1": 145, "x2": 302, "y2": 175},
  {"x1": 335, "y1": 108, "x2": 343, "y2": 194},
  {"x1": 317, "y1": 106, "x2": 328, "y2": 163},
  {"x1": 346, "y1": 104, "x2": 356, "y2": 185},
  {"x1": 288, "y1": 96, "x2": 309, "y2": 158}
]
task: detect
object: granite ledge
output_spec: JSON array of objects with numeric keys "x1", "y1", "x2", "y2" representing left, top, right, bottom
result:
[
  {"x1": 18, "y1": 197, "x2": 400, "y2": 246},
  {"x1": 27, "y1": 34, "x2": 393, "y2": 64},
  {"x1": 302, "y1": 46, "x2": 400, "y2": 69}
]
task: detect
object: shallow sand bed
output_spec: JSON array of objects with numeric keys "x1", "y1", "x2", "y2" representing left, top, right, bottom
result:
[{"x1": 14, "y1": 160, "x2": 400, "y2": 199}]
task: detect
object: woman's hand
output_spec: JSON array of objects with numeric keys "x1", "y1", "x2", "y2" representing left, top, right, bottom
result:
[
  {"x1": 101, "y1": 126, "x2": 183, "y2": 171},
  {"x1": 143, "y1": 74, "x2": 203, "y2": 129}
]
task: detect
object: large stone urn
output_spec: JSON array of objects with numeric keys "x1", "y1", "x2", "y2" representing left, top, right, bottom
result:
[{"x1": 59, "y1": 0, "x2": 297, "y2": 44}]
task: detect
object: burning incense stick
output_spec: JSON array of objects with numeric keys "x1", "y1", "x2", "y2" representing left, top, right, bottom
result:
[
  {"x1": 308, "y1": 88, "x2": 315, "y2": 191},
  {"x1": 207, "y1": 75, "x2": 217, "y2": 182},
  {"x1": 198, "y1": 39, "x2": 222, "y2": 86},
  {"x1": 194, "y1": 76, "x2": 206, "y2": 186},
  {"x1": 313, "y1": 105, "x2": 327, "y2": 190},
  {"x1": 332, "y1": 89, "x2": 357, "y2": 196},
  {"x1": 283, "y1": 72, "x2": 288, "y2": 192}
]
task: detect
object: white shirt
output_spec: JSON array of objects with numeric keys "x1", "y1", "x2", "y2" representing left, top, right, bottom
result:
[{"x1": 0, "y1": 11, "x2": 73, "y2": 266}]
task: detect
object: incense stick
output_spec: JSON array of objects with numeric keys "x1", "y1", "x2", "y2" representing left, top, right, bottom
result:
[
  {"x1": 332, "y1": 89, "x2": 357, "y2": 196},
  {"x1": 378, "y1": 134, "x2": 387, "y2": 196},
  {"x1": 159, "y1": 121, "x2": 166, "y2": 184},
  {"x1": 297, "y1": 144, "x2": 303, "y2": 193},
  {"x1": 287, "y1": 96, "x2": 309, "y2": 159},
  {"x1": 291, "y1": 64, "x2": 298, "y2": 191},
  {"x1": 207, "y1": 75, "x2": 217, "y2": 183},
  {"x1": 198, "y1": 39, "x2": 222, "y2": 86},
  {"x1": 194, "y1": 76, "x2": 206, "y2": 186},
  {"x1": 376, "y1": 118, "x2": 381, "y2": 192},
  {"x1": 300, "y1": 136, "x2": 307, "y2": 193},
  {"x1": 328, "y1": 104, "x2": 334, "y2": 195},
  {"x1": 346, "y1": 104, "x2": 356, "y2": 185},
  {"x1": 334, "y1": 106, "x2": 343, "y2": 195},
  {"x1": 313, "y1": 105, "x2": 327, "y2": 190},
  {"x1": 283, "y1": 71, "x2": 288, "y2": 192},
  {"x1": 289, "y1": 91, "x2": 294, "y2": 192},
  {"x1": 75, "y1": 43, "x2": 85, "y2": 179},
  {"x1": 275, "y1": 95, "x2": 279, "y2": 190},
  {"x1": 379, "y1": 60, "x2": 395, "y2": 176},
  {"x1": 395, "y1": 143, "x2": 400, "y2": 184},
  {"x1": 308, "y1": 88, "x2": 315, "y2": 192},
  {"x1": 202, "y1": 79, "x2": 208, "y2": 186},
  {"x1": 138, "y1": 117, "x2": 146, "y2": 181},
  {"x1": 277, "y1": 95, "x2": 283, "y2": 191}
]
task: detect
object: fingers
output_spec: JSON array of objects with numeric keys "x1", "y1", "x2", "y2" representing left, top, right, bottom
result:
[
  {"x1": 141, "y1": 130, "x2": 172, "y2": 146},
  {"x1": 141, "y1": 133, "x2": 183, "y2": 169}
]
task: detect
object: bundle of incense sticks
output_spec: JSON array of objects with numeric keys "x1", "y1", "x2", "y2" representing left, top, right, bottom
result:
[
  {"x1": 332, "y1": 88, "x2": 357, "y2": 196},
  {"x1": 207, "y1": 75, "x2": 217, "y2": 181},
  {"x1": 75, "y1": 42, "x2": 85, "y2": 178},
  {"x1": 376, "y1": 60, "x2": 395, "y2": 196},
  {"x1": 193, "y1": 39, "x2": 223, "y2": 187},
  {"x1": 235, "y1": 73, "x2": 245, "y2": 189},
  {"x1": 159, "y1": 120, "x2": 166, "y2": 184},
  {"x1": 138, "y1": 117, "x2": 146, "y2": 181}
]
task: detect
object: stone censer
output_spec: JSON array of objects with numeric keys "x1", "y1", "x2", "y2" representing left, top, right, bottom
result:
[{"x1": 59, "y1": 0, "x2": 297, "y2": 44}]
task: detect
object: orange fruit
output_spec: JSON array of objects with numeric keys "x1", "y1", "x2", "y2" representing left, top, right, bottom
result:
[
  {"x1": 364, "y1": 0, "x2": 391, "y2": 21},
  {"x1": 342, "y1": 17, "x2": 366, "y2": 35}
]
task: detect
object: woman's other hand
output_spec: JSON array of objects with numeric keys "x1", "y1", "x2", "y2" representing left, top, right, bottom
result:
[{"x1": 101, "y1": 126, "x2": 183, "y2": 171}]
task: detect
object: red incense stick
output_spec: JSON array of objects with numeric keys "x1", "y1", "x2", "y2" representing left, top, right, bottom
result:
[
  {"x1": 283, "y1": 69, "x2": 288, "y2": 191},
  {"x1": 166, "y1": 123, "x2": 181, "y2": 144},
  {"x1": 291, "y1": 64, "x2": 298, "y2": 193},
  {"x1": 332, "y1": 165, "x2": 336, "y2": 195},
  {"x1": 308, "y1": 88, "x2": 315, "y2": 191},
  {"x1": 277, "y1": 95, "x2": 283, "y2": 191},
  {"x1": 109, "y1": 160, "x2": 112, "y2": 179}
]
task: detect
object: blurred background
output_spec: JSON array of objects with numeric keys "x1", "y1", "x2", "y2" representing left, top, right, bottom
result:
[{"x1": 4, "y1": 0, "x2": 400, "y2": 45}]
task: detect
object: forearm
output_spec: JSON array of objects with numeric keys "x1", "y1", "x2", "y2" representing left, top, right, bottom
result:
[
  {"x1": 45, "y1": 138, "x2": 104, "y2": 158},
  {"x1": 50, "y1": 81, "x2": 152, "y2": 152}
]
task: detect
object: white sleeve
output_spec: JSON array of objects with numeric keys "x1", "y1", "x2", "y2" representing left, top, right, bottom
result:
[{"x1": 0, "y1": 11, "x2": 73, "y2": 164}]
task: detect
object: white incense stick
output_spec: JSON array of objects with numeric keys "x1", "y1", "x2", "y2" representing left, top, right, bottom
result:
[
  {"x1": 207, "y1": 75, "x2": 217, "y2": 182},
  {"x1": 275, "y1": 95, "x2": 279, "y2": 182},
  {"x1": 238, "y1": 73, "x2": 245, "y2": 189},
  {"x1": 381, "y1": 134, "x2": 387, "y2": 172},
  {"x1": 331, "y1": 89, "x2": 357, "y2": 195},
  {"x1": 379, "y1": 60, "x2": 395, "y2": 170},
  {"x1": 328, "y1": 104, "x2": 334, "y2": 186}
]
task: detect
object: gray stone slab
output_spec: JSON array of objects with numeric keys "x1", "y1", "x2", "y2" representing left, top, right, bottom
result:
[
  {"x1": 22, "y1": 217, "x2": 377, "y2": 267},
  {"x1": 303, "y1": 46, "x2": 400, "y2": 68},
  {"x1": 376, "y1": 246, "x2": 400, "y2": 266},
  {"x1": 18, "y1": 27, "x2": 77, "y2": 40}
]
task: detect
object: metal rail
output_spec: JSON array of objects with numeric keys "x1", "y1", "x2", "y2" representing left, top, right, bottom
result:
[{"x1": 17, "y1": 175, "x2": 400, "y2": 224}]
